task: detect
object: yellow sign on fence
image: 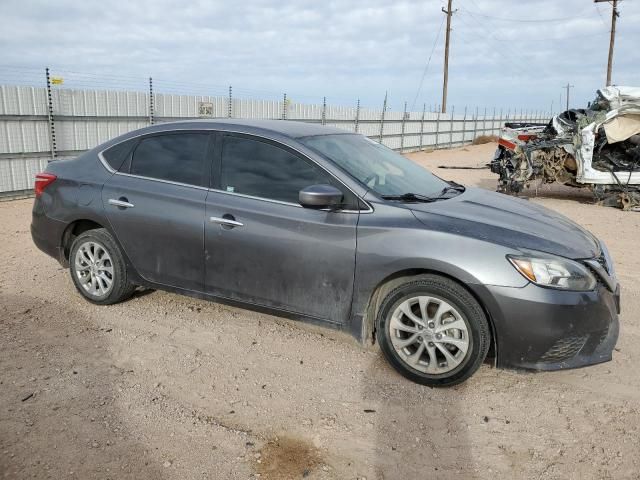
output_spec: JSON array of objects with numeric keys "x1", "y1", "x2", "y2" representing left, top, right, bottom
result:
[{"x1": 51, "y1": 77, "x2": 64, "y2": 85}]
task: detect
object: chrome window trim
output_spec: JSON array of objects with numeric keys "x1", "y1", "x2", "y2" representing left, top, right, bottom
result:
[
  {"x1": 97, "y1": 126, "x2": 374, "y2": 213},
  {"x1": 98, "y1": 151, "x2": 116, "y2": 174},
  {"x1": 114, "y1": 171, "x2": 209, "y2": 191},
  {"x1": 207, "y1": 187, "x2": 366, "y2": 214},
  {"x1": 208, "y1": 188, "x2": 302, "y2": 208}
]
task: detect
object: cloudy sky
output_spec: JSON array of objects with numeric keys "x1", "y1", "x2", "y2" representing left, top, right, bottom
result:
[{"x1": 0, "y1": 0, "x2": 638, "y2": 112}]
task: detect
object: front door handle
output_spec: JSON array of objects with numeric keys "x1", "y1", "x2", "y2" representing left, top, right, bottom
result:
[
  {"x1": 108, "y1": 198, "x2": 135, "y2": 209},
  {"x1": 209, "y1": 215, "x2": 243, "y2": 228}
]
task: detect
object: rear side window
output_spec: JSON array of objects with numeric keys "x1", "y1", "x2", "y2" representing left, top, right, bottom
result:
[
  {"x1": 220, "y1": 136, "x2": 345, "y2": 204},
  {"x1": 102, "y1": 138, "x2": 136, "y2": 171},
  {"x1": 130, "y1": 133, "x2": 209, "y2": 186}
]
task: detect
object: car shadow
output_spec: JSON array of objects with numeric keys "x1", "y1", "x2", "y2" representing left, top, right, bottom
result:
[
  {"x1": 0, "y1": 292, "x2": 166, "y2": 480},
  {"x1": 361, "y1": 350, "x2": 477, "y2": 479},
  {"x1": 129, "y1": 286, "x2": 156, "y2": 300}
]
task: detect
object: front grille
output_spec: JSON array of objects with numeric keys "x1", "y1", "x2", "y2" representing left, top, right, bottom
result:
[
  {"x1": 540, "y1": 335, "x2": 588, "y2": 363},
  {"x1": 581, "y1": 327, "x2": 611, "y2": 356},
  {"x1": 540, "y1": 328, "x2": 610, "y2": 363}
]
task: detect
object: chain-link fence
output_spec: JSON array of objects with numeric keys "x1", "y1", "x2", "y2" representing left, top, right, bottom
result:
[{"x1": 0, "y1": 67, "x2": 552, "y2": 197}]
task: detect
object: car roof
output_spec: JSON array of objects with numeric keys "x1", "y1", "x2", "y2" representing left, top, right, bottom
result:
[{"x1": 137, "y1": 119, "x2": 350, "y2": 139}]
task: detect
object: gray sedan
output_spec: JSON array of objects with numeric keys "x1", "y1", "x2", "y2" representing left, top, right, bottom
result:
[{"x1": 30, "y1": 120, "x2": 620, "y2": 386}]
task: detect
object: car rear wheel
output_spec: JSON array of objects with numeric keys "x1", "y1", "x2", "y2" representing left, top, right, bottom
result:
[
  {"x1": 376, "y1": 274, "x2": 490, "y2": 387},
  {"x1": 69, "y1": 228, "x2": 136, "y2": 305}
]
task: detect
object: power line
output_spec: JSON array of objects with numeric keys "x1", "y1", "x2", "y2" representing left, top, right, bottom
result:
[
  {"x1": 594, "y1": 2, "x2": 609, "y2": 27},
  {"x1": 452, "y1": 17, "x2": 531, "y2": 79},
  {"x1": 458, "y1": 7, "x2": 595, "y2": 23},
  {"x1": 455, "y1": 11, "x2": 542, "y2": 79},
  {"x1": 410, "y1": 14, "x2": 445, "y2": 111}
]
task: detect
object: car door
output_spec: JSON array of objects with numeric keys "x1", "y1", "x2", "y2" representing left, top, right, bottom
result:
[
  {"x1": 204, "y1": 133, "x2": 360, "y2": 323},
  {"x1": 102, "y1": 131, "x2": 213, "y2": 291}
]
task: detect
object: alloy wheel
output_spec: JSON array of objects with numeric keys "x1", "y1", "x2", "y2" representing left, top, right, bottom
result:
[
  {"x1": 74, "y1": 241, "x2": 114, "y2": 297},
  {"x1": 389, "y1": 296, "x2": 470, "y2": 374}
]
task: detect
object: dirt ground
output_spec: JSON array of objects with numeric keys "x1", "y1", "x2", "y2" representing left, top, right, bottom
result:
[{"x1": 1, "y1": 142, "x2": 639, "y2": 480}]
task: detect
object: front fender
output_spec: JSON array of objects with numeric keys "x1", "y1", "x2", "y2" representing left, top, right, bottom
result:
[{"x1": 347, "y1": 202, "x2": 526, "y2": 341}]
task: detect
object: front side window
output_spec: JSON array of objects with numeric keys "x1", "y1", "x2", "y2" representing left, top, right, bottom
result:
[
  {"x1": 220, "y1": 136, "x2": 342, "y2": 204},
  {"x1": 300, "y1": 134, "x2": 450, "y2": 197},
  {"x1": 129, "y1": 133, "x2": 209, "y2": 186}
]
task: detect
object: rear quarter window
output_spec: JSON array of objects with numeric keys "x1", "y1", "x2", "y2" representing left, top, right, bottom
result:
[{"x1": 101, "y1": 139, "x2": 136, "y2": 171}]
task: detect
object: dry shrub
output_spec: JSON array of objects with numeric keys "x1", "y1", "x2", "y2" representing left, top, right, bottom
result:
[{"x1": 472, "y1": 135, "x2": 498, "y2": 145}]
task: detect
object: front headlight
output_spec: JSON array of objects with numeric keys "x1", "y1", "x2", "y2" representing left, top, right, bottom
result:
[{"x1": 507, "y1": 254, "x2": 596, "y2": 291}]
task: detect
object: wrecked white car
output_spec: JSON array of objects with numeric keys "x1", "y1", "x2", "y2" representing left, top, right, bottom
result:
[{"x1": 491, "y1": 86, "x2": 640, "y2": 210}]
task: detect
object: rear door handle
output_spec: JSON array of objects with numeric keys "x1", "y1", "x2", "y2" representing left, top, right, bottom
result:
[
  {"x1": 108, "y1": 198, "x2": 135, "y2": 209},
  {"x1": 209, "y1": 216, "x2": 243, "y2": 228}
]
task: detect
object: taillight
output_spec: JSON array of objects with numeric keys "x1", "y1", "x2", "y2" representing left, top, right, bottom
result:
[
  {"x1": 34, "y1": 173, "x2": 57, "y2": 197},
  {"x1": 517, "y1": 134, "x2": 537, "y2": 141}
]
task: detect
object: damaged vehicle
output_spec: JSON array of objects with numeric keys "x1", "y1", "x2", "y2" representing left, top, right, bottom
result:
[{"x1": 491, "y1": 86, "x2": 640, "y2": 210}]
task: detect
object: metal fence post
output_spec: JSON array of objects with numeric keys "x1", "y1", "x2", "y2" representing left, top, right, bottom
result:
[
  {"x1": 419, "y1": 103, "x2": 426, "y2": 151},
  {"x1": 435, "y1": 106, "x2": 441, "y2": 149},
  {"x1": 354, "y1": 98, "x2": 360, "y2": 133},
  {"x1": 473, "y1": 106, "x2": 479, "y2": 141},
  {"x1": 448, "y1": 105, "x2": 455, "y2": 148},
  {"x1": 45, "y1": 67, "x2": 57, "y2": 160},
  {"x1": 282, "y1": 93, "x2": 287, "y2": 120},
  {"x1": 148, "y1": 76, "x2": 155, "y2": 125},
  {"x1": 491, "y1": 107, "x2": 502, "y2": 135},
  {"x1": 497, "y1": 108, "x2": 502, "y2": 135},
  {"x1": 228, "y1": 86, "x2": 233, "y2": 118},
  {"x1": 483, "y1": 107, "x2": 488, "y2": 137},
  {"x1": 400, "y1": 101, "x2": 407, "y2": 152},
  {"x1": 321, "y1": 96, "x2": 327, "y2": 126},
  {"x1": 378, "y1": 92, "x2": 387, "y2": 144},
  {"x1": 461, "y1": 106, "x2": 467, "y2": 145}
]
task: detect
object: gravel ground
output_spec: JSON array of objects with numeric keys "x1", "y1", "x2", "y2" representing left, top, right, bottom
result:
[{"x1": 1, "y1": 142, "x2": 639, "y2": 480}]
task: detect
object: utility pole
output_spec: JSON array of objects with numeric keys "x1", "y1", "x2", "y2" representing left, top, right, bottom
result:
[
  {"x1": 563, "y1": 83, "x2": 574, "y2": 110},
  {"x1": 441, "y1": 0, "x2": 456, "y2": 113},
  {"x1": 595, "y1": 0, "x2": 620, "y2": 86}
]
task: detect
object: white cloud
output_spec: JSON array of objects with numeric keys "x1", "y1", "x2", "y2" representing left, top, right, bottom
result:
[{"x1": 0, "y1": 0, "x2": 638, "y2": 111}]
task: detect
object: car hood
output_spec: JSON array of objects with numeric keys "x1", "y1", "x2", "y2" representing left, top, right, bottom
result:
[{"x1": 409, "y1": 187, "x2": 600, "y2": 259}]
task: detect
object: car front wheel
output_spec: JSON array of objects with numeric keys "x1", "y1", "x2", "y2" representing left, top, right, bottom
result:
[
  {"x1": 376, "y1": 275, "x2": 490, "y2": 387},
  {"x1": 69, "y1": 228, "x2": 136, "y2": 305}
]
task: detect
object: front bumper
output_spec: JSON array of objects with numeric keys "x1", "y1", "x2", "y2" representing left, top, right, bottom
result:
[{"x1": 478, "y1": 282, "x2": 620, "y2": 371}]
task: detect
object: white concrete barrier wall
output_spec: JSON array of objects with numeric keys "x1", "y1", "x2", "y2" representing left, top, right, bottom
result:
[{"x1": 0, "y1": 85, "x2": 550, "y2": 194}]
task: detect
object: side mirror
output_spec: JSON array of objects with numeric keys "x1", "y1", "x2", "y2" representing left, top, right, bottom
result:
[{"x1": 299, "y1": 184, "x2": 344, "y2": 209}]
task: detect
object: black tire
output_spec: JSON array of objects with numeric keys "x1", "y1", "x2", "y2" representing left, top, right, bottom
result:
[
  {"x1": 376, "y1": 274, "x2": 490, "y2": 387},
  {"x1": 69, "y1": 228, "x2": 136, "y2": 305}
]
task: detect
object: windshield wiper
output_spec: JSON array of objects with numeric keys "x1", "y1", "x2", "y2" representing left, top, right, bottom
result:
[
  {"x1": 381, "y1": 182, "x2": 466, "y2": 203},
  {"x1": 380, "y1": 193, "x2": 439, "y2": 203},
  {"x1": 438, "y1": 181, "x2": 466, "y2": 196},
  {"x1": 445, "y1": 180, "x2": 466, "y2": 191}
]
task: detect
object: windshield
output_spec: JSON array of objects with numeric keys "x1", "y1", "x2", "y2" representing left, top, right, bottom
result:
[{"x1": 300, "y1": 134, "x2": 450, "y2": 197}]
